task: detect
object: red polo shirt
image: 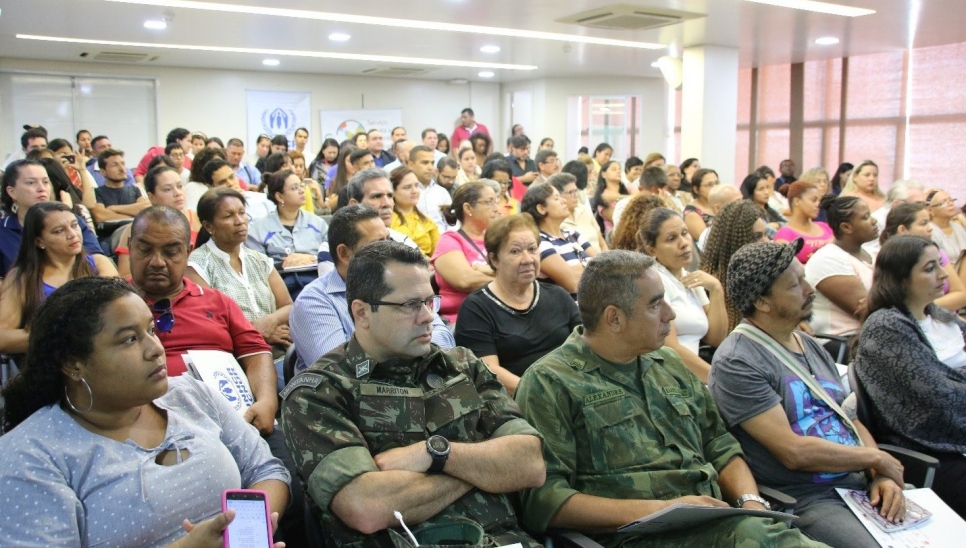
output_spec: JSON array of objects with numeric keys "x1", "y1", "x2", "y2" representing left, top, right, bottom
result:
[
  {"x1": 139, "y1": 277, "x2": 270, "y2": 376},
  {"x1": 135, "y1": 145, "x2": 192, "y2": 178}
]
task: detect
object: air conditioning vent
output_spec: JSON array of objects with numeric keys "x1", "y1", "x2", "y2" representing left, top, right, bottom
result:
[
  {"x1": 362, "y1": 67, "x2": 431, "y2": 77},
  {"x1": 93, "y1": 51, "x2": 150, "y2": 63},
  {"x1": 558, "y1": 3, "x2": 702, "y2": 31}
]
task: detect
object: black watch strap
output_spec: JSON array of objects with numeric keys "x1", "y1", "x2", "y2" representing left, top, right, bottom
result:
[
  {"x1": 428, "y1": 453, "x2": 447, "y2": 474},
  {"x1": 426, "y1": 435, "x2": 450, "y2": 474}
]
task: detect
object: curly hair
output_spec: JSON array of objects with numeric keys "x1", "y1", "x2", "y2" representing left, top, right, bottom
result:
[
  {"x1": 700, "y1": 200, "x2": 767, "y2": 330},
  {"x1": 610, "y1": 195, "x2": 667, "y2": 251},
  {"x1": 2, "y1": 277, "x2": 137, "y2": 432}
]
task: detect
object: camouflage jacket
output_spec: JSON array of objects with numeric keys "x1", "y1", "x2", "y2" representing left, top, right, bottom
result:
[
  {"x1": 515, "y1": 327, "x2": 744, "y2": 544},
  {"x1": 281, "y1": 336, "x2": 542, "y2": 547}
]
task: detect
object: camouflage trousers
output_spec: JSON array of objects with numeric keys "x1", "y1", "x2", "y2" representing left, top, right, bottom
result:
[{"x1": 603, "y1": 516, "x2": 831, "y2": 548}]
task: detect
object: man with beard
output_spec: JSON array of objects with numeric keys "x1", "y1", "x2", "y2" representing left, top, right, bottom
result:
[{"x1": 709, "y1": 238, "x2": 906, "y2": 548}]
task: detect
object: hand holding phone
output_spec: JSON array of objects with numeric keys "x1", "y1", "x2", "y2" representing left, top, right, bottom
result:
[{"x1": 222, "y1": 489, "x2": 273, "y2": 548}]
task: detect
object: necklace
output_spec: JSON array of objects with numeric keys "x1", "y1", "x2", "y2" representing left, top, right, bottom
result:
[
  {"x1": 483, "y1": 281, "x2": 539, "y2": 316},
  {"x1": 746, "y1": 319, "x2": 814, "y2": 377}
]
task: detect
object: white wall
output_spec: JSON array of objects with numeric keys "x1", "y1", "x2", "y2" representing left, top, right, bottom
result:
[
  {"x1": 501, "y1": 76, "x2": 667, "y2": 160},
  {"x1": 0, "y1": 57, "x2": 501, "y2": 157},
  {"x1": 0, "y1": 57, "x2": 668, "y2": 165}
]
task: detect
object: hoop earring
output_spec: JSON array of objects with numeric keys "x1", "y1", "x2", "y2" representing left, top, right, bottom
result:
[
  {"x1": 64, "y1": 377, "x2": 94, "y2": 414},
  {"x1": 10, "y1": 203, "x2": 18, "y2": 215}
]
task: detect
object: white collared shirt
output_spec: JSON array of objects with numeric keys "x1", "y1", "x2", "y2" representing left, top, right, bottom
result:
[{"x1": 418, "y1": 179, "x2": 454, "y2": 234}]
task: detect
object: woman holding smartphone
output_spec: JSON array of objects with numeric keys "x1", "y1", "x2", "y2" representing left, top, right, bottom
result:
[{"x1": 0, "y1": 277, "x2": 289, "y2": 547}]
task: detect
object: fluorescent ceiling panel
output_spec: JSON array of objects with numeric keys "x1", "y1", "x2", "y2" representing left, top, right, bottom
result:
[
  {"x1": 745, "y1": 0, "x2": 876, "y2": 17},
  {"x1": 108, "y1": 0, "x2": 667, "y2": 50},
  {"x1": 16, "y1": 34, "x2": 539, "y2": 70}
]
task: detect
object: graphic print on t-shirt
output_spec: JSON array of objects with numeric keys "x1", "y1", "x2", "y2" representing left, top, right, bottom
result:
[{"x1": 786, "y1": 376, "x2": 859, "y2": 483}]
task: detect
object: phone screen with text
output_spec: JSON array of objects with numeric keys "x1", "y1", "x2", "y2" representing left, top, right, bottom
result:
[{"x1": 225, "y1": 497, "x2": 271, "y2": 548}]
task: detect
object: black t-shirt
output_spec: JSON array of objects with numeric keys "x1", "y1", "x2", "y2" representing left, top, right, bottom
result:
[
  {"x1": 505, "y1": 154, "x2": 537, "y2": 177},
  {"x1": 455, "y1": 281, "x2": 581, "y2": 377},
  {"x1": 95, "y1": 185, "x2": 141, "y2": 207}
]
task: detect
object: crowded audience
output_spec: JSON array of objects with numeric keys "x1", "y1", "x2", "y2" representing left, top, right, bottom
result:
[
  {"x1": 4, "y1": 116, "x2": 966, "y2": 547},
  {"x1": 805, "y1": 195, "x2": 879, "y2": 336},
  {"x1": 454, "y1": 214, "x2": 580, "y2": 395}
]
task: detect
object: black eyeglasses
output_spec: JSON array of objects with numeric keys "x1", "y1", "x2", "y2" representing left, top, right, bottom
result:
[
  {"x1": 153, "y1": 298, "x2": 175, "y2": 333},
  {"x1": 367, "y1": 295, "x2": 441, "y2": 317}
]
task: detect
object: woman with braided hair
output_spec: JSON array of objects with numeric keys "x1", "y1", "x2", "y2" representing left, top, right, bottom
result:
[{"x1": 700, "y1": 200, "x2": 769, "y2": 330}]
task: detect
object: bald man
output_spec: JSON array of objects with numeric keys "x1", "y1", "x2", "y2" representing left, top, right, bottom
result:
[
  {"x1": 696, "y1": 185, "x2": 743, "y2": 251},
  {"x1": 381, "y1": 139, "x2": 415, "y2": 173}
]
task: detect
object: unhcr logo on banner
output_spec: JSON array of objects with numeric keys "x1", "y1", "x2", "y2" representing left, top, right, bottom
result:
[{"x1": 262, "y1": 107, "x2": 297, "y2": 146}]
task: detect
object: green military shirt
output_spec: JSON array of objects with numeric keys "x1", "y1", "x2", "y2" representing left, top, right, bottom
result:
[
  {"x1": 281, "y1": 336, "x2": 542, "y2": 547},
  {"x1": 515, "y1": 327, "x2": 744, "y2": 543}
]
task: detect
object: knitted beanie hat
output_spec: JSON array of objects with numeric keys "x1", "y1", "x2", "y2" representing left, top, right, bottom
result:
[{"x1": 726, "y1": 238, "x2": 804, "y2": 315}]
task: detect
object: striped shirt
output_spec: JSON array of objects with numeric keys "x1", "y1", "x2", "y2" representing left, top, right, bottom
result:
[
  {"x1": 538, "y1": 229, "x2": 592, "y2": 276},
  {"x1": 187, "y1": 240, "x2": 277, "y2": 323}
]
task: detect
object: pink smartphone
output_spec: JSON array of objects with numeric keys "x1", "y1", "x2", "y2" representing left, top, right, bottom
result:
[{"x1": 221, "y1": 489, "x2": 272, "y2": 548}]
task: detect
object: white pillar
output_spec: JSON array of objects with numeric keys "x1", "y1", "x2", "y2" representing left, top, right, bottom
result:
[{"x1": 681, "y1": 45, "x2": 740, "y2": 185}]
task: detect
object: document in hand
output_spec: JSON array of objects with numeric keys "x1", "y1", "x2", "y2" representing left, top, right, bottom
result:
[
  {"x1": 837, "y1": 487, "x2": 966, "y2": 548},
  {"x1": 183, "y1": 350, "x2": 256, "y2": 415},
  {"x1": 617, "y1": 504, "x2": 797, "y2": 535}
]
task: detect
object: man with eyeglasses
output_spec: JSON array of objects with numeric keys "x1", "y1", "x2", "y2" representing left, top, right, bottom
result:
[
  {"x1": 164, "y1": 142, "x2": 191, "y2": 185},
  {"x1": 127, "y1": 205, "x2": 308, "y2": 544},
  {"x1": 291, "y1": 205, "x2": 453, "y2": 371},
  {"x1": 534, "y1": 149, "x2": 558, "y2": 184},
  {"x1": 436, "y1": 156, "x2": 459, "y2": 194},
  {"x1": 282, "y1": 239, "x2": 545, "y2": 547}
]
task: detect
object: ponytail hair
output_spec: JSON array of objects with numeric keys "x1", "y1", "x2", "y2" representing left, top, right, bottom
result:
[{"x1": 443, "y1": 182, "x2": 489, "y2": 226}]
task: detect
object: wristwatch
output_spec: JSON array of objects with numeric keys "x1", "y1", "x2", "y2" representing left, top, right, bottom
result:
[
  {"x1": 426, "y1": 435, "x2": 451, "y2": 474},
  {"x1": 735, "y1": 494, "x2": 771, "y2": 510}
]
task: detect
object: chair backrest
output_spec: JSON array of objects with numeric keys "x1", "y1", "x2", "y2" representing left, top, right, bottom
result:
[
  {"x1": 847, "y1": 362, "x2": 875, "y2": 433},
  {"x1": 283, "y1": 345, "x2": 298, "y2": 385},
  {"x1": 817, "y1": 334, "x2": 849, "y2": 364}
]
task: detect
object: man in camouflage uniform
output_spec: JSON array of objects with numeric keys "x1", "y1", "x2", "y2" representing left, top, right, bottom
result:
[
  {"x1": 281, "y1": 240, "x2": 545, "y2": 547},
  {"x1": 515, "y1": 251, "x2": 829, "y2": 547}
]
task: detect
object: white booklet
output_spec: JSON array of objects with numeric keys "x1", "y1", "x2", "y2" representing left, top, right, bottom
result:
[
  {"x1": 617, "y1": 503, "x2": 796, "y2": 534},
  {"x1": 183, "y1": 350, "x2": 256, "y2": 415},
  {"x1": 836, "y1": 487, "x2": 966, "y2": 548}
]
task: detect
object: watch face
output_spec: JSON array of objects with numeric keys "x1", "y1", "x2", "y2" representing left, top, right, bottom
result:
[{"x1": 428, "y1": 436, "x2": 448, "y2": 452}]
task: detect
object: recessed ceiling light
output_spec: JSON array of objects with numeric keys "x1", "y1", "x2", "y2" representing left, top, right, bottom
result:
[
  {"x1": 107, "y1": 0, "x2": 666, "y2": 50},
  {"x1": 744, "y1": 0, "x2": 875, "y2": 17},
  {"x1": 480, "y1": 45, "x2": 500, "y2": 54},
  {"x1": 478, "y1": 71, "x2": 495, "y2": 78},
  {"x1": 328, "y1": 32, "x2": 351, "y2": 42},
  {"x1": 143, "y1": 20, "x2": 167, "y2": 30},
  {"x1": 263, "y1": 58, "x2": 280, "y2": 66},
  {"x1": 815, "y1": 36, "x2": 840, "y2": 45},
  {"x1": 16, "y1": 34, "x2": 539, "y2": 71},
  {"x1": 650, "y1": 61, "x2": 661, "y2": 68}
]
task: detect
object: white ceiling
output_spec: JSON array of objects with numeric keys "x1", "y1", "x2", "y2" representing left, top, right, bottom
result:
[{"x1": 0, "y1": 0, "x2": 963, "y2": 82}]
